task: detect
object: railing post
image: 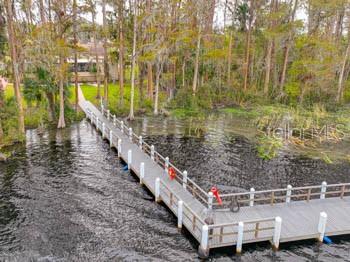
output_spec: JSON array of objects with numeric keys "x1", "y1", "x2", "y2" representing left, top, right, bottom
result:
[
  {"x1": 236, "y1": 222, "x2": 244, "y2": 254},
  {"x1": 102, "y1": 123, "x2": 105, "y2": 138},
  {"x1": 127, "y1": 149, "x2": 132, "y2": 170},
  {"x1": 249, "y1": 188, "x2": 255, "y2": 207},
  {"x1": 165, "y1": 157, "x2": 169, "y2": 173},
  {"x1": 107, "y1": 109, "x2": 110, "y2": 120},
  {"x1": 273, "y1": 217, "x2": 282, "y2": 250},
  {"x1": 109, "y1": 130, "x2": 113, "y2": 147},
  {"x1": 96, "y1": 117, "x2": 99, "y2": 130},
  {"x1": 100, "y1": 97, "x2": 103, "y2": 109},
  {"x1": 183, "y1": 171, "x2": 188, "y2": 189},
  {"x1": 208, "y1": 192, "x2": 213, "y2": 210},
  {"x1": 117, "y1": 139, "x2": 121, "y2": 158},
  {"x1": 101, "y1": 104, "x2": 104, "y2": 114},
  {"x1": 155, "y1": 178, "x2": 161, "y2": 202},
  {"x1": 140, "y1": 162, "x2": 145, "y2": 185},
  {"x1": 139, "y1": 136, "x2": 143, "y2": 149},
  {"x1": 177, "y1": 200, "x2": 183, "y2": 230},
  {"x1": 121, "y1": 121, "x2": 124, "y2": 133},
  {"x1": 198, "y1": 225, "x2": 209, "y2": 258},
  {"x1": 113, "y1": 115, "x2": 116, "y2": 126},
  {"x1": 320, "y1": 181, "x2": 327, "y2": 199},
  {"x1": 318, "y1": 212, "x2": 328, "y2": 242},
  {"x1": 286, "y1": 185, "x2": 292, "y2": 203},
  {"x1": 129, "y1": 128, "x2": 132, "y2": 141},
  {"x1": 151, "y1": 145, "x2": 155, "y2": 161}
]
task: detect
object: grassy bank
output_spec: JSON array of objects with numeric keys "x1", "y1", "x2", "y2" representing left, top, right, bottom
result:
[
  {"x1": 1, "y1": 84, "x2": 83, "y2": 148},
  {"x1": 1, "y1": 82, "x2": 162, "y2": 148},
  {"x1": 70, "y1": 83, "x2": 164, "y2": 116}
]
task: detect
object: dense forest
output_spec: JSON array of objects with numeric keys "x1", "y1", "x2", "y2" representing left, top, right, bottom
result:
[{"x1": 0, "y1": 0, "x2": 350, "y2": 149}]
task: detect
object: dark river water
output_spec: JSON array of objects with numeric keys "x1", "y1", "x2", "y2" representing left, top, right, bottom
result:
[{"x1": 0, "y1": 117, "x2": 350, "y2": 261}]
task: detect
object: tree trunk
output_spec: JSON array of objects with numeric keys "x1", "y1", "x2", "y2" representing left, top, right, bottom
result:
[
  {"x1": 182, "y1": 60, "x2": 186, "y2": 88},
  {"x1": 263, "y1": 0, "x2": 277, "y2": 95},
  {"x1": 102, "y1": 0, "x2": 109, "y2": 104},
  {"x1": 118, "y1": 0, "x2": 125, "y2": 107},
  {"x1": 336, "y1": 41, "x2": 350, "y2": 103},
  {"x1": 39, "y1": 0, "x2": 46, "y2": 23},
  {"x1": 147, "y1": 63, "x2": 153, "y2": 100},
  {"x1": 227, "y1": 30, "x2": 233, "y2": 84},
  {"x1": 279, "y1": 0, "x2": 298, "y2": 96},
  {"x1": 146, "y1": 0, "x2": 153, "y2": 100},
  {"x1": 46, "y1": 91, "x2": 55, "y2": 121},
  {"x1": 0, "y1": 87, "x2": 4, "y2": 141},
  {"x1": 5, "y1": 0, "x2": 25, "y2": 135},
  {"x1": 154, "y1": 62, "x2": 162, "y2": 115},
  {"x1": 92, "y1": 7, "x2": 101, "y2": 99},
  {"x1": 192, "y1": 27, "x2": 201, "y2": 95},
  {"x1": 57, "y1": 55, "x2": 66, "y2": 129},
  {"x1": 263, "y1": 41, "x2": 273, "y2": 95},
  {"x1": 243, "y1": 2, "x2": 254, "y2": 91},
  {"x1": 129, "y1": 0, "x2": 137, "y2": 120},
  {"x1": 139, "y1": 63, "x2": 145, "y2": 105},
  {"x1": 73, "y1": 0, "x2": 78, "y2": 111}
]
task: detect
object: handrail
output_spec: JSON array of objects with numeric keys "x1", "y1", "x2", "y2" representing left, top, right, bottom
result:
[
  {"x1": 216, "y1": 182, "x2": 350, "y2": 208},
  {"x1": 88, "y1": 105, "x2": 350, "y2": 211},
  {"x1": 208, "y1": 217, "x2": 275, "y2": 229},
  {"x1": 96, "y1": 105, "x2": 210, "y2": 207}
]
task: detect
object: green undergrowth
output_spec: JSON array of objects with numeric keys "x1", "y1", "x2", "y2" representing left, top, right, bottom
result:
[{"x1": 72, "y1": 83, "x2": 165, "y2": 117}]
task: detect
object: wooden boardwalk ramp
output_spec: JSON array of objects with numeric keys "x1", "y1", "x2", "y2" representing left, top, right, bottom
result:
[{"x1": 79, "y1": 98, "x2": 350, "y2": 257}]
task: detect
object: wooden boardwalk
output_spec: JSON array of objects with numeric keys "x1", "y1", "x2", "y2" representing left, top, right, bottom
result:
[{"x1": 78, "y1": 97, "x2": 350, "y2": 257}]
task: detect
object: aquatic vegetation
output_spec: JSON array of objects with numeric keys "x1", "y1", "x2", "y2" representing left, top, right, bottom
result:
[{"x1": 256, "y1": 135, "x2": 283, "y2": 160}]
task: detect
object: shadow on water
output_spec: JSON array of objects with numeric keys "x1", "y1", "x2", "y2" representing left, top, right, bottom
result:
[{"x1": 0, "y1": 117, "x2": 349, "y2": 261}]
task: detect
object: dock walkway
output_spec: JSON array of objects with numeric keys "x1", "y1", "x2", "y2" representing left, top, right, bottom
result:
[{"x1": 79, "y1": 98, "x2": 350, "y2": 257}]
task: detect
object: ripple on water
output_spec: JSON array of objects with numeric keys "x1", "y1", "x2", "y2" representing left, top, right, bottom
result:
[{"x1": 0, "y1": 119, "x2": 349, "y2": 261}]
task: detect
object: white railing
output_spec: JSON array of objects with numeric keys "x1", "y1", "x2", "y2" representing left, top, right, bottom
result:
[
  {"x1": 86, "y1": 106, "x2": 350, "y2": 211},
  {"x1": 217, "y1": 182, "x2": 350, "y2": 209},
  {"x1": 91, "y1": 106, "x2": 209, "y2": 206},
  {"x1": 85, "y1": 105, "x2": 336, "y2": 254}
]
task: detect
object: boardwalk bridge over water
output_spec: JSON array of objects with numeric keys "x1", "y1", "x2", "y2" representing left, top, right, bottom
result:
[{"x1": 78, "y1": 95, "x2": 350, "y2": 258}]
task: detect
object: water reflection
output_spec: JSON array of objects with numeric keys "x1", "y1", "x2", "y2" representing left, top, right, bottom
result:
[{"x1": 0, "y1": 118, "x2": 349, "y2": 260}]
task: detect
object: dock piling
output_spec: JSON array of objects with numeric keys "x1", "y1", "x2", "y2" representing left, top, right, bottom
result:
[
  {"x1": 109, "y1": 130, "x2": 113, "y2": 147},
  {"x1": 129, "y1": 128, "x2": 132, "y2": 141},
  {"x1": 318, "y1": 212, "x2": 328, "y2": 242},
  {"x1": 165, "y1": 157, "x2": 169, "y2": 173},
  {"x1": 151, "y1": 145, "x2": 155, "y2": 161},
  {"x1": 236, "y1": 222, "x2": 244, "y2": 254},
  {"x1": 199, "y1": 225, "x2": 209, "y2": 258},
  {"x1": 155, "y1": 178, "x2": 161, "y2": 202},
  {"x1": 139, "y1": 136, "x2": 143, "y2": 149},
  {"x1": 140, "y1": 162, "x2": 145, "y2": 184},
  {"x1": 102, "y1": 123, "x2": 105, "y2": 138},
  {"x1": 128, "y1": 149, "x2": 132, "y2": 170},
  {"x1": 208, "y1": 192, "x2": 213, "y2": 210},
  {"x1": 286, "y1": 185, "x2": 292, "y2": 203},
  {"x1": 320, "y1": 181, "x2": 327, "y2": 199},
  {"x1": 273, "y1": 217, "x2": 282, "y2": 250},
  {"x1": 177, "y1": 200, "x2": 183, "y2": 229},
  {"x1": 182, "y1": 171, "x2": 188, "y2": 189},
  {"x1": 249, "y1": 188, "x2": 255, "y2": 207},
  {"x1": 117, "y1": 139, "x2": 121, "y2": 158}
]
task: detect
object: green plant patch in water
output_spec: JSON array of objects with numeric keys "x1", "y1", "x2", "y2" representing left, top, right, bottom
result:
[{"x1": 256, "y1": 135, "x2": 283, "y2": 160}]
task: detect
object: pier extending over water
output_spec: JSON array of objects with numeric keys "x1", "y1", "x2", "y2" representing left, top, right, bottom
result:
[{"x1": 79, "y1": 98, "x2": 350, "y2": 257}]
